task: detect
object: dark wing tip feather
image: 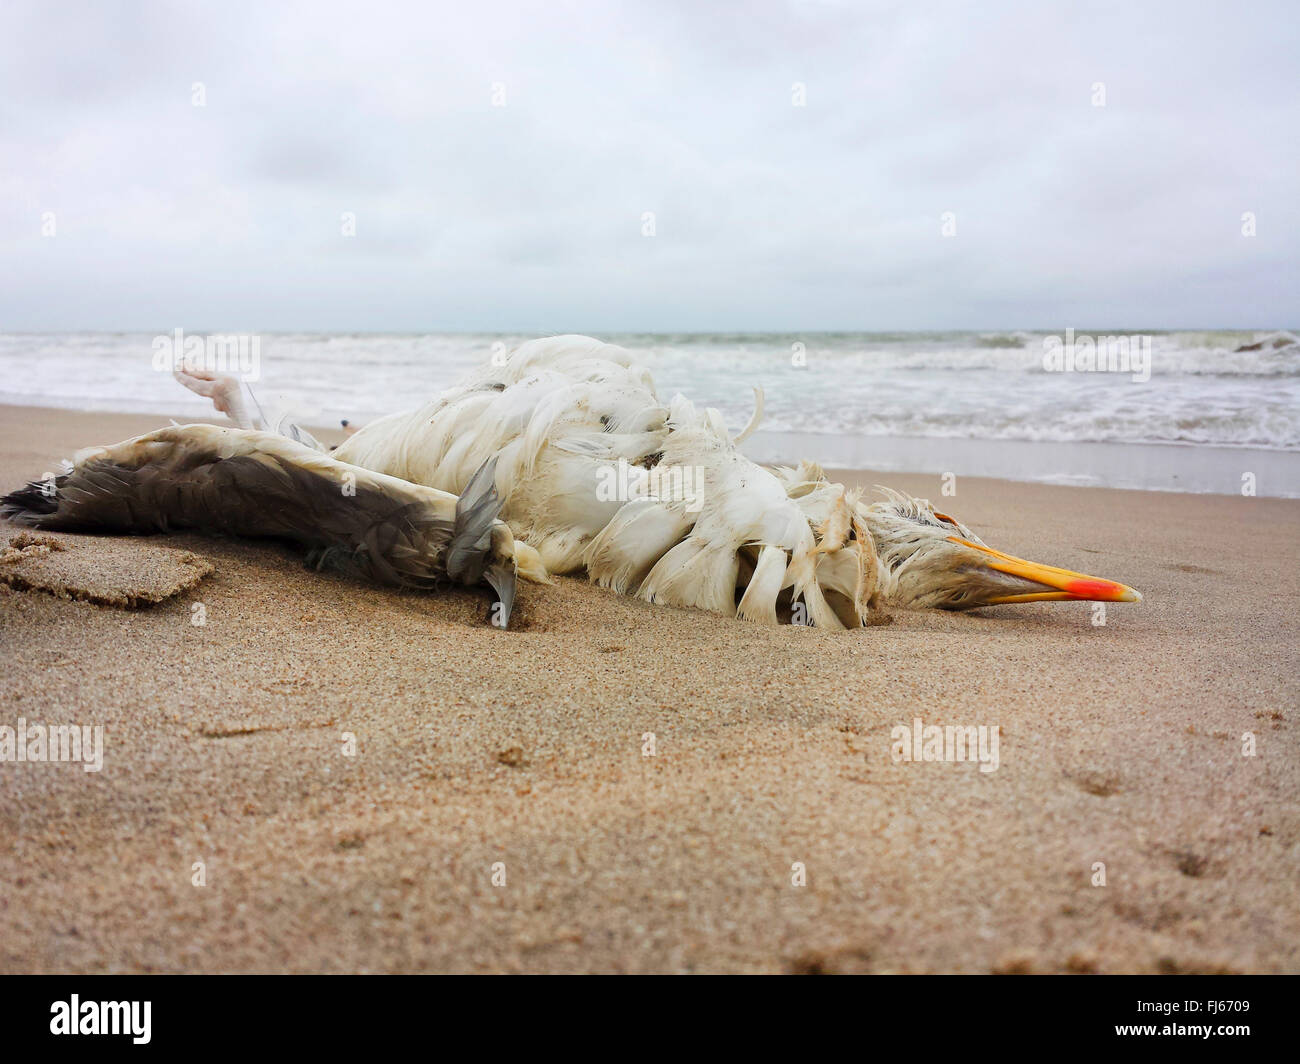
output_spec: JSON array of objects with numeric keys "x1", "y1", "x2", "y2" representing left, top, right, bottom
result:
[
  {"x1": 447, "y1": 457, "x2": 504, "y2": 585},
  {"x1": 484, "y1": 560, "x2": 516, "y2": 628},
  {"x1": 2, "y1": 476, "x2": 67, "y2": 524}
]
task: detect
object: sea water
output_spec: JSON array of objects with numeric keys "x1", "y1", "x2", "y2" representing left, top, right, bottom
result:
[{"x1": 1, "y1": 330, "x2": 1296, "y2": 496}]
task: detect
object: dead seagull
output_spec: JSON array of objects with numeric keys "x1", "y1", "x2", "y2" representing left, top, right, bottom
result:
[{"x1": 3, "y1": 335, "x2": 1139, "y2": 627}]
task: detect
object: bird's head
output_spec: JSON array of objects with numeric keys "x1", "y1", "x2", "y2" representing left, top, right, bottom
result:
[{"x1": 860, "y1": 488, "x2": 1142, "y2": 610}]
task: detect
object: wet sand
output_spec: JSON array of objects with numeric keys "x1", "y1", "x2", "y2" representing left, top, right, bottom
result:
[{"x1": 1, "y1": 405, "x2": 1297, "y2": 973}]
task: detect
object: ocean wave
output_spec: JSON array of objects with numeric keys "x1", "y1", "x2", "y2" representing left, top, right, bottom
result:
[
  {"x1": 746, "y1": 417, "x2": 1300, "y2": 451},
  {"x1": 975, "y1": 333, "x2": 1029, "y2": 348},
  {"x1": 2, "y1": 331, "x2": 1298, "y2": 450}
]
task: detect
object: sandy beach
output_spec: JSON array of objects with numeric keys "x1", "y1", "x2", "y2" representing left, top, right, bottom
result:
[{"x1": 0, "y1": 404, "x2": 1296, "y2": 974}]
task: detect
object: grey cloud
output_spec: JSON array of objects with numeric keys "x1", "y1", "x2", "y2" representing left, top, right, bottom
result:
[{"x1": 0, "y1": 0, "x2": 1295, "y2": 331}]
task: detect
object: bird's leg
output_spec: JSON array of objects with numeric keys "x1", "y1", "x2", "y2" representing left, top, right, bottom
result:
[
  {"x1": 173, "y1": 362, "x2": 330, "y2": 452},
  {"x1": 173, "y1": 363, "x2": 263, "y2": 431}
]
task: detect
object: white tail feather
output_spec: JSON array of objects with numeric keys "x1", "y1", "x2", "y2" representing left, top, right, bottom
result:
[
  {"x1": 733, "y1": 386, "x2": 764, "y2": 444},
  {"x1": 638, "y1": 539, "x2": 740, "y2": 616},
  {"x1": 584, "y1": 499, "x2": 696, "y2": 594},
  {"x1": 736, "y1": 543, "x2": 788, "y2": 624}
]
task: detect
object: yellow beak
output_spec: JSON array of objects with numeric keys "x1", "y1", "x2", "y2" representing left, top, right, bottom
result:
[{"x1": 947, "y1": 536, "x2": 1142, "y2": 605}]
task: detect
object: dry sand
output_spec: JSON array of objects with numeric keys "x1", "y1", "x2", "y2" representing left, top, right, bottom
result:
[{"x1": 0, "y1": 404, "x2": 1296, "y2": 973}]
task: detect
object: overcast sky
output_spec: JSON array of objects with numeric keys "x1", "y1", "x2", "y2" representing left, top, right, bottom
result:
[{"x1": 1, "y1": 0, "x2": 1296, "y2": 332}]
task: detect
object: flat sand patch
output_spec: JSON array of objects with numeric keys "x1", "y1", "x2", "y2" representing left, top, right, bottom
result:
[{"x1": 1, "y1": 528, "x2": 212, "y2": 608}]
